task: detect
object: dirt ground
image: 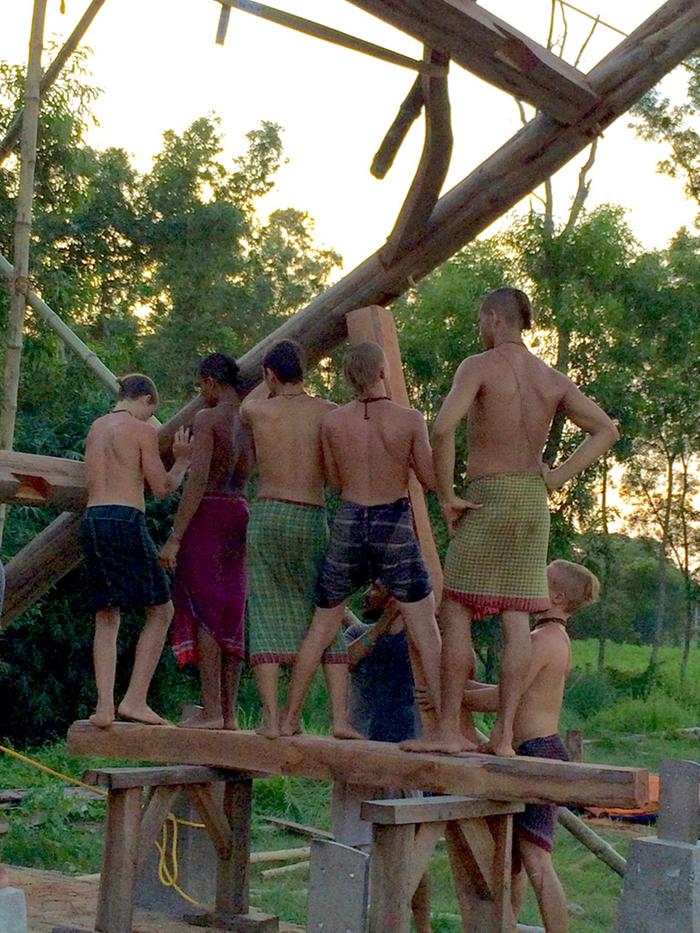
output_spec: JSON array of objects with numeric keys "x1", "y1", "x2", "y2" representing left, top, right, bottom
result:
[{"x1": 6, "y1": 865, "x2": 304, "y2": 932}]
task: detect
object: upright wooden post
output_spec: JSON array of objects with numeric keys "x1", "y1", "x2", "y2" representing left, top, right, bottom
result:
[
  {"x1": 217, "y1": 776, "x2": 253, "y2": 915},
  {"x1": 369, "y1": 823, "x2": 414, "y2": 933},
  {"x1": 95, "y1": 786, "x2": 143, "y2": 933},
  {"x1": 0, "y1": 0, "x2": 47, "y2": 543}
]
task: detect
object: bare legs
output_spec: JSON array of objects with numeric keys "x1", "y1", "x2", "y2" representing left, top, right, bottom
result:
[
  {"x1": 519, "y1": 839, "x2": 569, "y2": 933},
  {"x1": 179, "y1": 627, "x2": 242, "y2": 730},
  {"x1": 396, "y1": 593, "x2": 442, "y2": 717},
  {"x1": 118, "y1": 601, "x2": 173, "y2": 725},
  {"x1": 254, "y1": 663, "x2": 281, "y2": 737},
  {"x1": 323, "y1": 661, "x2": 363, "y2": 739},
  {"x1": 482, "y1": 610, "x2": 531, "y2": 757},
  {"x1": 402, "y1": 597, "x2": 476, "y2": 753},
  {"x1": 90, "y1": 607, "x2": 120, "y2": 727},
  {"x1": 279, "y1": 604, "x2": 362, "y2": 739}
]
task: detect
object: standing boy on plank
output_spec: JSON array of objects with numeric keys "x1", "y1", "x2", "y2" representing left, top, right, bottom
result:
[
  {"x1": 405, "y1": 287, "x2": 618, "y2": 757},
  {"x1": 464, "y1": 559, "x2": 600, "y2": 933},
  {"x1": 82, "y1": 374, "x2": 192, "y2": 727},
  {"x1": 280, "y1": 341, "x2": 442, "y2": 736},
  {"x1": 240, "y1": 340, "x2": 356, "y2": 739},
  {"x1": 160, "y1": 353, "x2": 252, "y2": 730}
]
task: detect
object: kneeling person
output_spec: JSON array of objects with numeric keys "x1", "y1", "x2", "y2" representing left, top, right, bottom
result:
[
  {"x1": 464, "y1": 560, "x2": 600, "y2": 933},
  {"x1": 82, "y1": 374, "x2": 192, "y2": 727},
  {"x1": 280, "y1": 342, "x2": 442, "y2": 736}
]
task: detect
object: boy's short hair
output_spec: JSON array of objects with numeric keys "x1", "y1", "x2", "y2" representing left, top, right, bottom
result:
[
  {"x1": 344, "y1": 341, "x2": 385, "y2": 394},
  {"x1": 198, "y1": 352, "x2": 240, "y2": 387},
  {"x1": 550, "y1": 559, "x2": 600, "y2": 611},
  {"x1": 482, "y1": 287, "x2": 533, "y2": 330},
  {"x1": 263, "y1": 340, "x2": 305, "y2": 384},
  {"x1": 116, "y1": 373, "x2": 158, "y2": 406}
]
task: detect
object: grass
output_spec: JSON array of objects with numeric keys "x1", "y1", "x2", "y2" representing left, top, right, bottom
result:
[{"x1": 0, "y1": 639, "x2": 698, "y2": 929}]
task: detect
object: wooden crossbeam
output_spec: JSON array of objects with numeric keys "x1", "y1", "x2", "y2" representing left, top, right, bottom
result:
[
  {"x1": 67, "y1": 721, "x2": 650, "y2": 808},
  {"x1": 361, "y1": 794, "x2": 523, "y2": 824},
  {"x1": 0, "y1": 450, "x2": 85, "y2": 509},
  {"x1": 346, "y1": 0, "x2": 599, "y2": 123}
]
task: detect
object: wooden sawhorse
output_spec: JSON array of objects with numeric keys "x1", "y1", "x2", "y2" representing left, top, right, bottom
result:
[
  {"x1": 82, "y1": 765, "x2": 277, "y2": 933},
  {"x1": 362, "y1": 794, "x2": 525, "y2": 933}
]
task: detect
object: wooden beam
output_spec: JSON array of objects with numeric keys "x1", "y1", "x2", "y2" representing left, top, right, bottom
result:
[
  {"x1": 346, "y1": 0, "x2": 599, "y2": 124},
  {"x1": 361, "y1": 794, "x2": 523, "y2": 825},
  {"x1": 4, "y1": 0, "x2": 699, "y2": 624},
  {"x1": 371, "y1": 74, "x2": 424, "y2": 179},
  {"x1": 66, "y1": 721, "x2": 650, "y2": 808},
  {"x1": 0, "y1": 450, "x2": 85, "y2": 509},
  {"x1": 82, "y1": 765, "x2": 236, "y2": 790},
  {"x1": 216, "y1": 0, "x2": 448, "y2": 77},
  {"x1": 0, "y1": 0, "x2": 108, "y2": 166}
]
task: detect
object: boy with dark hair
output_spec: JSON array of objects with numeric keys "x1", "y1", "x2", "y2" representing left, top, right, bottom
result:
[
  {"x1": 241, "y1": 340, "x2": 355, "y2": 738},
  {"x1": 160, "y1": 353, "x2": 252, "y2": 730},
  {"x1": 464, "y1": 559, "x2": 600, "y2": 933},
  {"x1": 280, "y1": 341, "x2": 442, "y2": 735},
  {"x1": 82, "y1": 373, "x2": 192, "y2": 727}
]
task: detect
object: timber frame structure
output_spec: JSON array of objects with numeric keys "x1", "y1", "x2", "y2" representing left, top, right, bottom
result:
[{"x1": 1, "y1": 2, "x2": 700, "y2": 931}]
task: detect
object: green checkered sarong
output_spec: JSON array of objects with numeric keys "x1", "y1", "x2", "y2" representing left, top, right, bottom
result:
[
  {"x1": 247, "y1": 499, "x2": 347, "y2": 665},
  {"x1": 443, "y1": 473, "x2": 551, "y2": 619}
]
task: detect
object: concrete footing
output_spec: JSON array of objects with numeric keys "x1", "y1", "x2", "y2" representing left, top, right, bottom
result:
[
  {"x1": 616, "y1": 836, "x2": 700, "y2": 933},
  {"x1": 0, "y1": 886, "x2": 27, "y2": 933}
]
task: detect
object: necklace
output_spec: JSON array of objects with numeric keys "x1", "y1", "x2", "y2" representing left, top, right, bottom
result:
[
  {"x1": 111, "y1": 408, "x2": 135, "y2": 418},
  {"x1": 499, "y1": 339, "x2": 526, "y2": 347},
  {"x1": 357, "y1": 396, "x2": 390, "y2": 420},
  {"x1": 533, "y1": 616, "x2": 567, "y2": 631},
  {"x1": 278, "y1": 390, "x2": 307, "y2": 399}
]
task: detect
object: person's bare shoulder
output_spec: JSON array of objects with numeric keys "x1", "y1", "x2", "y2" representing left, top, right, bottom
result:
[
  {"x1": 532, "y1": 625, "x2": 571, "y2": 667},
  {"x1": 193, "y1": 407, "x2": 217, "y2": 428},
  {"x1": 308, "y1": 395, "x2": 337, "y2": 414}
]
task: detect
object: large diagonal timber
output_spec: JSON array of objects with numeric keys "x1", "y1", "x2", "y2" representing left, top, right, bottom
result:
[
  {"x1": 67, "y1": 721, "x2": 650, "y2": 808},
  {"x1": 0, "y1": 451, "x2": 85, "y2": 510},
  {"x1": 4, "y1": 0, "x2": 700, "y2": 626},
  {"x1": 346, "y1": 0, "x2": 599, "y2": 124}
]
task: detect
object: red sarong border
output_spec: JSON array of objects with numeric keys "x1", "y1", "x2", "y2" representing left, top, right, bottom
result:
[
  {"x1": 174, "y1": 642, "x2": 245, "y2": 667},
  {"x1": 249, "y1": 651, "x2": 348, "y2": 667},
  {"x1": 443, "y1": 589, "x2": 551, "y2": 621}
]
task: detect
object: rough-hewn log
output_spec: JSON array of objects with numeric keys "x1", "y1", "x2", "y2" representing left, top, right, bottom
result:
[
  {"x1": 0, "y1": 0, "x2": 108, "y2": 166},
  {"x1": 371, "y1": 74, "x2": 424, "y2": 179},
  {"x1": 380, "y1": 48, "x2": 452, "y2": 267},
  {"x1": 557, "y1": 807, "x2": 627, "y2": 876},
  {"x1": 346, "y1": 0, "x2": 599, "y2": 124},
  {"x1": 4, "y1": 0, "x2": 699, "y2": 624},
  {"x1": 0, "y1": 450, "x2": 85, "y2": 510},
  {"x1": 67, "y1": 721, "x2": 650, "y2": 808}
]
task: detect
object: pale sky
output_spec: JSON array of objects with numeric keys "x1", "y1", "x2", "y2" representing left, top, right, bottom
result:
[{"x1": 4, "y1": 0, "x2": 697, "y2": 273}]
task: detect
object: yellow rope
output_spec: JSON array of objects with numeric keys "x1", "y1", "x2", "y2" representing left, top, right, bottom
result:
[{"x1": 0, "y1": 745, "x2": 204, "y2": 906}]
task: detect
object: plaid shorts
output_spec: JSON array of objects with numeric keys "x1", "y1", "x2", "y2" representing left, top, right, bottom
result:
[
  {"x1": 513, "y1": 733, "x2": 569, "y2": 871},
  {"x1": 81, "y1": 505, "x2": 171, "y2": 612},
  {"x1": 315, "y1": 498, "x2": 432, "y2": 608}
]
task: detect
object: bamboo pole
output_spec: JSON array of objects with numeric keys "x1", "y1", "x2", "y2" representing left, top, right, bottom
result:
[
  {"x1": 0, "y1": 0, "x2": 108, "y2": 167},
  {"x1": 0, "y1": 0, "x2": 48, "y2": 544},
  {"x1": 556, "y1": 807, "x2": 627, "y2": 876},
  {"x1": 3, "y1": 0, "x2": 700, "y2": 623}
]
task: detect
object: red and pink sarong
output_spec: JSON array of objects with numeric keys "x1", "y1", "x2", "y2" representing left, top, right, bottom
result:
[{"x1": 172, "y1": 495, "x2": 249, "y2": 666}]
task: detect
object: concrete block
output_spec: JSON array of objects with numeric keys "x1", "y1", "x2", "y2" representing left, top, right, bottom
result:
[
  {"x1": 307, "y1": 839, "x2": 370, "y2": 932},
  {"x1": 0, "y1": 887, "x2": 27, "y2": 933},
  {"x1": 616, "y1": 836, "x2": 700, "y2": 933}
]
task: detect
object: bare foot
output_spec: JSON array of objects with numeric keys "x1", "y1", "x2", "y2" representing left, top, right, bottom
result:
[
  {"x1": 178, "y1": 709, "x2": 224, "y2": 730},
  {"x1": 332, "y1": 721, "x2": 364, "y2": 740},
  {"x1": 479, "y1": 739, "x2": 516, "y2": 757},
  {"x1": 400, "y1": 732, "x2": 479, "y2": 754},
  {"x1": 279, "y1": 712, "x2": 301, "y2": 737},
  {"x1": 117, "y1": 702, "x2": 170, "y2": 726},
  {"x1": 89, "y1": 706, "x2": 115, "y2": 728},
  {"x1": 256, "y1": 712, "x2": 280, "y2": 738},
  {"x1": 0, "y1": 864, "x2": 10, "y2": 888}
]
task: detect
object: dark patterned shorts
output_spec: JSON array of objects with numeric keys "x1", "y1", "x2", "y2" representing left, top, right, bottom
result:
[
  {"x1": 513, "y1": 733, "x2": 569, "y2": 871},
  {"x1": 315, "y1": 498, "x2": 432, "y2": 608},
  {"x1": 81, "y1": 505, "x2": 171, "y2": 612}
]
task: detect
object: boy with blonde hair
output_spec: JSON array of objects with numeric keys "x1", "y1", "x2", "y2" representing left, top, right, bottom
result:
[{"x1": 464, "y1": 559, "x2": 600, "y2": 933}]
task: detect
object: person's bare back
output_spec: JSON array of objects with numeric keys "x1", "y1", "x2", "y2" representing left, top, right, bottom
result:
[
  {"x1": 513, "y1": 623, "x2": 571, "y2": 745},
  {"x1": 198, "y1": 403, "x2": 249, "y2": 498},
  {"x1": 242, "y1": 393, "x2": 335, "y2": 506},
  {"x1": 322, "y1": 399, "x2": 435, "y2": 506}
]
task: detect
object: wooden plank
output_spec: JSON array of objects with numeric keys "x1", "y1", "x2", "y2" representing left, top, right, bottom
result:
[
  {"x1": 83, "y1": 765, "x2": 234, "y2": 789},
  {"x1": 658, "y1": 758, "x2": 700, "y2": 844},
  {"x1": 67, "y1": 722, "x2": 650, "y2": 808},
  {"x1": 369, "y1": 823, "x2": 414, "y2": 933},
  {"x1": 408, "y1": 821, "x2": 445, "y2": 896},
  {"x1": 346, "y1": 0, "x2": 598, "y2": 123},
  {"x1": 137, "y1": 785, "x2": 181, "y2": 873},
  {"x1": 361, "y1": 794, "x2": 523, "y2": 825},
  {"x1": 95, "y1": 787, "x2": 142, "y2": 933},
  {"x1": 216, "y1": 777, "x2": 253, "y2": 914},
  {"x1": 261, "y1": 816, "x2": 333, "y2": 840},
  {"x1": 489, "y1": 814, "x2": 515, "y2": 930},
  {"x1": 5, "y1": 0, "x2": 700, "y2": 624},
  {"x1": 218, "y1": 0, "x2": 447, "y2": 76},
  {"x1": 0, "y1": 450, "x2": 85, "y2": 509},
  {"x1": 185, "y1": 783, "x2": 233, "y2": 860}
]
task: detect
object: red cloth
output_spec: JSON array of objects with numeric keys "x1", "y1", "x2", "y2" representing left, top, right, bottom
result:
[{"x1": 172, "y1": 496, "x2": 249, "y2": 666}]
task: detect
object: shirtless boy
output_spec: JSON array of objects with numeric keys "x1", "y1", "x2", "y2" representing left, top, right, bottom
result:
[
  {"x1": 465, "y1": 559, "x2": 600, "y2": 933},
  {"x1": 279, "y1": 341, "x2": 443, "y2": 736},
  {"x1": 82, "y1": 374, "x2": 192, "y2": 727},
  {"x1": 405, "y1": 287, "x2": 618, "y2": 757},
  {"x1": 241, "y1": 340, "x2": 354, "y2": 738},
  {"x1": 160, "y1": 353, "x2": 251, "y2": 730}
]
